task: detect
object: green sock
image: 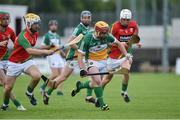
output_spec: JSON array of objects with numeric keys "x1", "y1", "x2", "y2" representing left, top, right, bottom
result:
[
  {"x1": 86, "y1": 88, "x2": 93, "y2": 97},
  {"x1": 102, "y1": 86, "x2": 105, "y2": 91},
  {"x1": 94, "y1": 87, "x2": 105, "y2": 107},
  {"x1": 27, "y1": 86, "x2": 34, "y2": 93},
  {"x1": 4, "y1": 97, "x2": 9, "y2": 105},
  {"x1": 122, "y1": 83, "x2": 128, "y2": 92},
  {"x1": 12, "y1": 99, "x2": 21, "y2": 107},
  {"x1": 79, "y1": 80, "x2": 91, "y2": 89},
  {"x1": 41, "y1": 83, "x2": 46, "y2": 90},
  {"x1": 47, "y1": 88, "x2": 54, "y2": 96}
]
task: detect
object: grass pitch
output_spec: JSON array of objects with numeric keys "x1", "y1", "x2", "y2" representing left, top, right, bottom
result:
[{"x1": 0, "y1": 73, "x2": 179, "y2": 119}]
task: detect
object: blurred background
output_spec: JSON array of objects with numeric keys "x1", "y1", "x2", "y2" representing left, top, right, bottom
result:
[{"x1": 1, "y1": 0, "x2": 180, "y2": 74}]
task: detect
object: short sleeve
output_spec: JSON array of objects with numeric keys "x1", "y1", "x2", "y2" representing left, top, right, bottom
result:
[
  {"x1": 72, "y1": 27, "x2": 81, "y2": 36},
  {"x1": 42, "y1": 34, "x2": 50, "y2": 45},
  {"x1": 18, "y1": 34, "x2": 31, "y2": 49}
]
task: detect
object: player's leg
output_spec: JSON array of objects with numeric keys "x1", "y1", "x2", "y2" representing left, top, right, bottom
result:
[
  {"x1": 120, "y1": 60, "x2": 131, "y2": 103},
  {"x1": 1, "y1": 61, "x2": 25, "y2": 110},
  {"x1": 102, "y1": 74, "x2": 114, "y2": 89},
  {"x1": 40, "y1": 55, "x2": 64, "y2": 95},
  {"x1": 1, "y1": 75, "x2": 16, "y2": 110},
  {"x1": 43, "y1": 65, "x2": 73, "y2": 105},
  {"x1": 121, "y1": 73, "x2": 130, "y2": 102},
  {"x1": 9, "y1": 92, "x2": 26, "y2": 111},
  {"x1": 0, "y1": 66, "x2": 25, "y2": 111},
  {"x1": 40, "y1": 67, "x2": 60, "y2": 94},
  {"x1": 56, "y1": 67, "x2": 64, "y2": 96},
  {"x1": 89, "y1": 66, "x2": 109, "y2": 111},
  {"x1": 85, "y1": 77, "x2": 95, "y2": 104},
  {"x1": 56, "y1": 56, "x2": 66, "y2": 96},
  {"x1": 71, "y1": 66, "x2": 109, "y2": 110},
  {"x1": 25, "y1": 64, "x2": 41, "y2": 106}
]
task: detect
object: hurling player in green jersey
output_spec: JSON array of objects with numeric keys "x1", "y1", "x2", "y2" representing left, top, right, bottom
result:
[{"x1": 40, "y1": 20, "x2": 65, "y2": 96}]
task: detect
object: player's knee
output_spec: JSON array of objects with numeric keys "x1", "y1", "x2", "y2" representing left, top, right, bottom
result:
[
  {"x1": 4, "y1": 84, "x2": 13, "y2": 92},
  {"x1": 32, "y1": 73, "x2": 41, "y2": 81},
  {"x1": 96, "y1": 80, "x2": 101, "y2": 86},
  {"x1": 60, "y1": 75, "x2": 67, "y2": 82},
  {"x1": 124, "y1": 74, "x2": 129, "y2": 80}
]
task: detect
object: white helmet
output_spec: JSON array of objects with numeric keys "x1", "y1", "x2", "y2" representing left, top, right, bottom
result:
[{"x1": 120, "y1": 9, "x2": 132, "y2": 20}]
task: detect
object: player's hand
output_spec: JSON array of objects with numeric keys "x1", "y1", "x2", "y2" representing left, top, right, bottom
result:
[
  {"x1": 0, "y1": 34, "x2": 9, "y2": 40},
  {"x1": 125, "y1": 53, "x2": 133, "y2": 59},
  {"x1": 128, "y1": 57, "x2": 133, "y2": 65},
  {"x1": 0, "y1": 40, "x2": 8, "y2": 47},
  {"x1": 136, "y1": 42, "x2": 142, "y2": 48},
  {"x1": 80, "y1": 69, "x2": 87, "y2": 77},
  {"x1": 44, "y1": 50, "x2": 54, "y2": 55}
]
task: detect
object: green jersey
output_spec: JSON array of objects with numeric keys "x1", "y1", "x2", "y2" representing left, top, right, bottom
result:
[
  {"x1": 79, "y1": 31, "x2": 115, "y2": 61},
  {"x1": 42, "y1": 31, "x2": 61, "y2": 54},
  {"x1": 66, "y1": 23, "x2": 90, "y2": 60}
]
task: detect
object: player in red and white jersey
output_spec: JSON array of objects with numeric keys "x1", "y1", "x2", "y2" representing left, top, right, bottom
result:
[
  {"x1": 102, "y1": 9, "x2": 141, "y2": 103},
  {"x1": 1, "y1": 13, "x2": 52, "y2": 111},
  {"x1": 0, "y1": 11, "x2": 26, "y2": 111}
]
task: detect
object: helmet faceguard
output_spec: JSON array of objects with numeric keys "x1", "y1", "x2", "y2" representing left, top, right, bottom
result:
[
  {"x1": 94, "y1": 21, "x2": 109, "y2": 39},
  {"x1": 23, "y1": 13, "x2": 41, "y2": 29}
]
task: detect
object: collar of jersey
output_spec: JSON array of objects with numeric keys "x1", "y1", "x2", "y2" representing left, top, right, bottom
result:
[
  {"x1": 92, "y1": 33, "x2": 100, "y2": 41},
  {"x1": 48, "y1": 30, "x2": 57, "y2": 35},
  {"x1": 80, "y1": 22, "x2": 89, "y2": 29}
]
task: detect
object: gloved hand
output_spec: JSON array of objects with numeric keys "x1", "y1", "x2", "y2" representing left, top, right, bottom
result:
[
  {"x1": 80, "y1": 69, "x2": 87, "y2": 77},
  {"x1": 125, "y1": 53, "x2": 133, "y2": 59}
]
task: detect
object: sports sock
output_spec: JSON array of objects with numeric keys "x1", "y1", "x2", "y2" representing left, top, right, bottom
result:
[
  {"x1": 12, "y1": 99, "x2": 21, "y2": 107},
  {"x1": 47, "y1": 88, "x2": 54, "y2": 96},
  {"x1": 86, "y1": 88, "x2": 93, "y2": 97},
  {"x1": 79, "y1": 80, "x2": 91, "y2": 89},
  {"x1": 122, "y1": 83, "x2": 128, "y2": 92},
  {"x1": 3, "y1": 97, "x2": 9, "y2": 106},
  {"x1": 94, "y1": 86, "x2": 105, "y2": 107}
]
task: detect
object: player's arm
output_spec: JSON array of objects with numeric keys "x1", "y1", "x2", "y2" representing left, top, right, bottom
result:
[
  {"x1": 0, "y1": 34, "x2": 9, "y2": 46},
  {"x1": 60, "y1": 49, "x2": 66, "y2": 58},
  {"x1": 114, "y1": 39, "x2": 128, "y2": 56},
  {"x1": 133, "y1": 22, "x2": 141, "y2": 48},
  {"x1": 18, "y1": 36, "x2": 52, "y2": 56},
  {"x1": 10, "y1": 29, "x2": 16, "y2": 43},
  {"x1": 67, "y1": 35, "x2": 78, "y2": 50},
  {"x1": 111, "y1": 23, "x2": 118, "y2": 35},
  {"x1": 110, "y1": 35, "x2": 132, "y2": 61},
  {"x1": 68, "y1": 27, "x2": 82, "y2": 50},
  {"x1": 77, "y1": 39, "x2": 86, "y2": 70},
  {"x1": 0, "y1": 40, "x2": 8, "y2": 46},
  {"x1": 77, "y1": 38, "x2": 88, "y2": 77},
  {"x1": 26, "y1": 48, "x2": 52, "y2": 56}
]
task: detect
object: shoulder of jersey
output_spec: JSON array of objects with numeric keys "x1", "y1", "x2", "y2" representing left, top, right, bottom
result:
[
  {"x1": 129, "y1": 20, "x2": 138, "y2": 27},
  {"x1": 6, "y1": 26, "x2": 14, "y2": 33}
]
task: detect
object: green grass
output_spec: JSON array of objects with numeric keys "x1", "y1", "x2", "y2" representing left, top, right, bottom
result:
[{"x1": 0, "y1": 73, "x2": 180, "y2": 119}]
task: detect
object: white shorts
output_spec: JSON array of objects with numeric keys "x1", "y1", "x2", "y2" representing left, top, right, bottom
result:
[
  {"x1": 0, "y1": 60, "x2": 8, "y2": 70},
  {"x1": 6, "y1": 60, "x2": 35, "y2": 77},
  {"x1": 107, "y1": 57, "x2": 131, "y2": 71},
  {"x1": 87, "y1": 59, "x2": 107, "y2": 73},
  {"x1": 47, "y1": 54, "x2": 65, "y2": 68}
]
